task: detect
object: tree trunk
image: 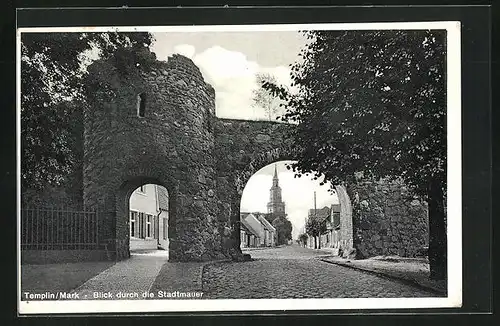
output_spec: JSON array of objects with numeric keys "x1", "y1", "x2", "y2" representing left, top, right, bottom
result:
[
  {"x1": 428, "y1": 178, "x2": 447, "y2": 280},
  {"x1": 314, "y1": 236, "x2": 317, "y2": 249},
  {"x1": 318, "y1": 236, "x2": 321, "y2": 249}
]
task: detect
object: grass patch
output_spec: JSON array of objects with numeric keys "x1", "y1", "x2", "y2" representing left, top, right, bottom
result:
[{"x1": 21, "y1": 261, "x2": 115, "y2": 295}]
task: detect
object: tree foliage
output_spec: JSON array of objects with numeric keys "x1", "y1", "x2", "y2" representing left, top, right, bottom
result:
[
  {"x1": 263, "y1": 30, "x2": 447, "y2": 279},
  {"x1": 265, "y1": 30, "x2": 445, "y2": 193},
  {"x1": 305, "y1": 215, "x2": 327, "y2": 238},
  {"x1": 269, "y1": 214, "x2": 293, "y2": 245},
  {"x1": 305, "y1": 213, "x2": 327, "y2": 249},
  {"x1": 21, "y1": 32, "x2": 154, "y2": 190},
  {"x1": 252, "y1": 72, "x2": 283, "y2": 121},
  {"x1": 298, "y1": 233, "x2": 309, "y2": 247}
]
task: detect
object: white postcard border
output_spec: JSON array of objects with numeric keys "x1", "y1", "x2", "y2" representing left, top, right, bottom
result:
[{"x1": 17, "y1": 21, "x2": 462, "y2": 314}]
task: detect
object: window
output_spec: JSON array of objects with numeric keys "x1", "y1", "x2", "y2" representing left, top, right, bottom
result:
[
  {"x1": 137, "y1": 93, "x2": 146, "y2": 117},
  {"x1": 130, "y1": 211, "x2": 137, "y2": 237},
  {"x1": 146, "y1": 214, "x2": 152, "y2": 238},
  {"x1": 138, "y1": 212, "x2": 145, "y2": 238}
]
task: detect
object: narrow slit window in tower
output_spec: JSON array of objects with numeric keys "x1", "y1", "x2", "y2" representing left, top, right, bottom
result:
[{"x1": 137, "y1": 93, "x2": 147, "y2": 117}]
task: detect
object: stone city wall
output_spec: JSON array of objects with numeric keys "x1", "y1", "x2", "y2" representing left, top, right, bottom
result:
[
  {"x1": 347, "y1": 179, "x2": 429, "y2": 259},
  {"x1": 21, "y1": 48, "x2": 429, "y2": 262}
]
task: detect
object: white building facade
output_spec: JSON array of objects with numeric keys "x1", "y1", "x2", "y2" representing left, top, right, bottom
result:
[
  {"x1": 256, "y1": 213, "x2": 277, "y2": 246},
  {"x1": 129, "y1": 184, "x2": 169, "y2": 252}
]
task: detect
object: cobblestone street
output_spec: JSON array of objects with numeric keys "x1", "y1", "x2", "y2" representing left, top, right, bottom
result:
[{"x1": 201, "y1": 245, "x2": 436, "y2": 299}]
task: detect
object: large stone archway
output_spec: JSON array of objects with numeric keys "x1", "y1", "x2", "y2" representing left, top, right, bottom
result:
[{"x1": 212, "y1": 118, "x2": 295, "y2": 258}]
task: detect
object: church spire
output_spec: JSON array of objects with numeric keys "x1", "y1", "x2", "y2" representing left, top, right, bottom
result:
[
  {"x1": 273, "y1": 164, "x2": 279, "y2": 186},
  {"x1": 268, "y1": 163, "x2": 286, "y2": 215}
]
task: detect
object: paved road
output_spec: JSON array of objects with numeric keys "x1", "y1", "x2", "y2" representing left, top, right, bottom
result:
[
  {"x1": 202, "y1": 245, "x2": 435, "y2": 299},
  {"x1": 73, "y1": 250, "x2": 168, "y2": 300}
]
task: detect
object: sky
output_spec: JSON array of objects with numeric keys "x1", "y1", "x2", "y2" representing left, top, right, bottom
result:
[
  {"x1": 240, "y1": 161, "x2": 338, "y2": 240},
  {"x1": 150, "y1": 32, "x2": 335, "y2": 239},
  {"x1": 150, "y1": 31, "x2": 307, "y2": 120}
]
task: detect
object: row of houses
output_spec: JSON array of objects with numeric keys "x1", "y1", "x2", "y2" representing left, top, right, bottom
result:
[
  {"x1": 304, "y1": 204, "x2": 344, "y2": 251},
  {"x1": 240, "y1": 212, "x2": 277, "y2": 248}
]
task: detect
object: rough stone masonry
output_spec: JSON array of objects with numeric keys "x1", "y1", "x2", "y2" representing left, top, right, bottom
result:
[{"x1": 22, "y1": 47, "x2": 429, "y2": 262}]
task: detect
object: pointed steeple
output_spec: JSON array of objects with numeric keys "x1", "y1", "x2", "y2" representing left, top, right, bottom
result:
[
  {"x1": 268, "y1": 163, "x2": 286, "y2": 215},
  {"x1": 273, "y1": 164, "x2": 279, "y2": 186}
]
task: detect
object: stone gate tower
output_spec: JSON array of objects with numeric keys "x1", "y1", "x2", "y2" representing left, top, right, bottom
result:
[{"x1": 82, "y1": 48, "x2": 224, "y2": 261}]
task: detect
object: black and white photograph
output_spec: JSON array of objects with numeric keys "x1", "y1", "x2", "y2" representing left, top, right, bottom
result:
[{"x1": 17, "y1": 21, "x2": 462, "y2": 314}]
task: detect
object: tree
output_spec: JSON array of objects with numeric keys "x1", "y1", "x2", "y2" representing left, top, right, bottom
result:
[
  {"x1": 21, "y1": 32, "x2": 154, "y2": 190},
  {"x1": 305, "y1": 214, "x2": 327, "y2": 249},
  {"x1": 271, "y1": 215, "x2": 293, "y2": 245},
  {"x1": 298, "y1": 233, "x2": 309, "y2": 247},
  {"x1": 264, "y1": 30, "x2": 447, "y2": 279},
  {"x1": 263, "y1": 213, "x2": 292, "y2": 245},
  {"x1": 252, "y1": 73, "x2": 283, "y2": 121},
  {"x1": 262, "y1": 213, "x2": 273, "y2": 224},
  {"x1": 263, "y1": 212, "x2": 281, "y2": 224}
]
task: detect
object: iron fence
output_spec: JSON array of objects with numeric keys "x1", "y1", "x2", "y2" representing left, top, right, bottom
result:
[{"x1": 20, "y1": 206, "x2": 101, "y2": 250}]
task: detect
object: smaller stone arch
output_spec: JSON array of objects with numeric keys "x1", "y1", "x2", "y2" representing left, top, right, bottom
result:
[
  {"x1": 217, "y1": 140, "x2": 296, "y2": 260},
  {"x1": 98, "y1": 167, "x2": 180, "y2": 261}
]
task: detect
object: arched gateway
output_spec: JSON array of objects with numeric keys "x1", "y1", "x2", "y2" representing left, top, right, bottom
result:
[
  {"x1": 79, "y1": 49, "x2": 428, "y2": 262},
  {"x1": 82, "y1": 50, "x2": 302, "y2": 261}
]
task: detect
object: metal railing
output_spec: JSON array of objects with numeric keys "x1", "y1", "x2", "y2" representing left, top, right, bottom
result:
[{"x1": 20, "y1": 206, "x2": 101, "y2": 250}]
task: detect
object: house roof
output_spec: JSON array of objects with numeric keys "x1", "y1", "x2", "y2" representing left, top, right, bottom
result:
[
  {"x1": 255, "y1": 213, "x2": 276, "y2": 233},
  {"x1": 308, "y1": 206, "x2": 331, "y2": 220},
  {"x1": 240, "y1": 221, "x2": 251, "y2": 233},
  {"x1": 240, "y1": 214, "x2": 262, "y2": 237},
  {"x1": 240, "y1": 212, "x2": 251, "y2": 219},
  {"x1": 242, "y1": 212, "x2": 276, "y2": 233}
]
